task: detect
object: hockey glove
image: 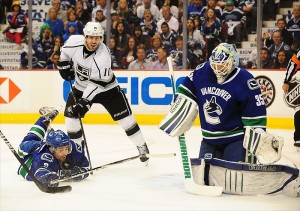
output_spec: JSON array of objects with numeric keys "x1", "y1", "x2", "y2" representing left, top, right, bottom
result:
[
  {"x1": 70, "y1": 166, "x2": 89, "y2": 181},
  {"x1": 57, "y1": 60, "x2": 75, "y2": 80},
  {"x1": 71, "y1": 98, "x2": 91, "y2": 118}
]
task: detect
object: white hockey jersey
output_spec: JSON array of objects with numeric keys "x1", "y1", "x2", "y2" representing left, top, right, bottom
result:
[{"x1": 60, "y1": 35, "x2": 118, "y2": 101}]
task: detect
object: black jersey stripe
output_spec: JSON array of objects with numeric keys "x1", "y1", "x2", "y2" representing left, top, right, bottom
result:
[{"x1": 90, "y1": 75, "x2": 116, "y2": 88}]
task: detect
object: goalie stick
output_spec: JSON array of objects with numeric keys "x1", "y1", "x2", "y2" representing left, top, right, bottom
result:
[
  {"x1": 50, "y1": 153, "x2": 176, "y2": 184},
  {"x1": 0, "y1": 130, "x2": 72, "y2": 194},
  {"x1": 166, "y1": 57, "x2": 223, "y2": 196}
]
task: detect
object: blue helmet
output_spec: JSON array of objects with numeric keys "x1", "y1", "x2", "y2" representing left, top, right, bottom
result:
[{"x1": 46, "y1": 130, "x2": 71, "y2": 153}]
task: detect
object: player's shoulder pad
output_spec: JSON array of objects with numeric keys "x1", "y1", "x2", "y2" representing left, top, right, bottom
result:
[
  {"x1": 63, "y1": 35, "x2": 85, "y2": 47},
  {"x1": 238, "y1": 68, "x2": 260, "y2": 90},
  {"x1": 40, "y1": 153, "x2": 54, "y2": 162}
]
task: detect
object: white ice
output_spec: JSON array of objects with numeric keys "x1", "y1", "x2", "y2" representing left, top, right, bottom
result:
[{"x1": 1, "y1": 124, "x2": 299, "y2": 211}]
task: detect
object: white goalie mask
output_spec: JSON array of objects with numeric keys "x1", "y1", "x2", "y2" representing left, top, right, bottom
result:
[
  {"x1": 83, "y1": 22, "x2": 104, "y2": 41},
  {"x1": 209, "y1": 43, "x2": 239, "y2": 84}
]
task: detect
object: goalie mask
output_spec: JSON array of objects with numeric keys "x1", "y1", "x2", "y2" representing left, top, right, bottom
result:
[
  {"x1": 209, "y1": 43, "x2": 239, "y2": 84},
  {"x1": 46, "y1": 130, "x2": 71, "y2": 154}
]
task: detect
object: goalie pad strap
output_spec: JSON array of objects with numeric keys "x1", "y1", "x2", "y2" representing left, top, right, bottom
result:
[{"x1": 159, "y1": 93, "x2": 198, "y2": 137}]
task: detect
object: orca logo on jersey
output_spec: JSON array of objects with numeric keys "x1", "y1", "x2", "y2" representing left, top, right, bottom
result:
[
  {"x1": 255, "y1": 76, "x2": 276, "y2": 108},
  {"x1": 284, "y1": 76, "x2": 300, "y2": 108},
  {"x1": 76, "y1": 63, "x2": 90, "y2": 81},
  {"x1": 203, "y1": 96, "x2": 223, "y2": 125}
]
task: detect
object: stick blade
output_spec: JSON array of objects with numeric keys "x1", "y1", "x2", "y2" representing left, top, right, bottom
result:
[
  {"x1": 184, "y1": 180, "x2": 223, "y2": 197},
  {"x1": 40, "y1": 185, "x2": 72, "y2": 194}
]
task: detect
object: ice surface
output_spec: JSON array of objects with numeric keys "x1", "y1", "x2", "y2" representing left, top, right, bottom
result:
[{"x1": 1, "y1": 124, "x2": 299, "y2": 211}]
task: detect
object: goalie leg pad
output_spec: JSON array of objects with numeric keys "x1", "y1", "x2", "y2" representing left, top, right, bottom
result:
[
  {"x1": 159, "y1": 93, "x2": 198, "y2": 137},
  {"x1": 243, "y1": 127, "x2": 284, "y2": 164}
]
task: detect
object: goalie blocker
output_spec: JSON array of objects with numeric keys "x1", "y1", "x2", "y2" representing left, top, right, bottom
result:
[
  {"x1": 191, "y1": 155, "x2": 300, "y2": 197},
  {"x1": 159, "y1": 93, "x2": 198, "y2": 137}
]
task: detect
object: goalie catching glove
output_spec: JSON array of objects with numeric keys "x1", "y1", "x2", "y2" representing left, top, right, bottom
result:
[
  {"x1": 159, "y1": 93, "x2": 198, "y2": 136},
  {"x1": 69, "y1": 98, "x2": 91, "y2": 118},
  {"x1": 58, "y1": 60, "x2": 75, "y2": 80},
  {"x1": 243, "y1": 127, "x2": 284, "y2": 164}
]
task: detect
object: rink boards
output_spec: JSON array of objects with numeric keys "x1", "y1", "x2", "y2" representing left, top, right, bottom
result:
[{"x1": 0, "y1": 69, "x2": 295, "y2": 129}]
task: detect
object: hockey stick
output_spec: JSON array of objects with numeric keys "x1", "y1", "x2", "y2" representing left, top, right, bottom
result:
[
  {"x1": 0, "y1": 130, "x2": 72, "y2": 193},
  {"x1": 166, "y1": 57, "x2": 223, "y2": 196},
  {"x1": 68, "y1": 79, "x2": 93, "y2": 171},
  {"x1": 50, "y1": 153, "x2": 176, "y2": 184}
]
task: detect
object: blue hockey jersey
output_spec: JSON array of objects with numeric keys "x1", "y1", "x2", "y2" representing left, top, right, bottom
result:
[
  {"x1": 177, "y1": 62, "x2": 267, "y2": 145},
  {"x1": 17, "y1": 118, "x2": 89, "y2": 185}
]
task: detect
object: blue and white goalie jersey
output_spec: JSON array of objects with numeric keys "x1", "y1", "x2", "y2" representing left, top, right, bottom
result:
[
  {"x1": 177, "y1": 62, "x2": 267, "y2": 145},
  {"x1": 60, "y1": 35, "x2": 118, "y2": 101}
]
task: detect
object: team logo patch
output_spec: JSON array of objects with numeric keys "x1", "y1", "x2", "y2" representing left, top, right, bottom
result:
[
  {"x1": 76, "y1": 62, "x2": 90, "y2": 81},
  {"x1": 255, "y1": 76, "x2": 276, "y2": 108},
  {"x1": 203, "y1": 96, "x2": 222, "y2": 125},
  {"x1": 284, "y1": 77, "x2": 300, "y2": 108},
  {"x1": 247, "y1": 78, "x2": 259, "y2": 90},
  {"x1": 41, "y1": 153, "x2": 54, "y2": 162}
]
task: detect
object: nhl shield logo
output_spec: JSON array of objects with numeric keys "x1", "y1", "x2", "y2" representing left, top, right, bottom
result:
[
  {"x1": 255, "y1": 76, "x2": 276, "y2": 108},
  {"x1": 284, "y1": 77, "x2": 300, "y2": 108}
]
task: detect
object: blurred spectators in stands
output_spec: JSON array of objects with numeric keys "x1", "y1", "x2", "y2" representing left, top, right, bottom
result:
[
  {"x1": 61, "y1": 0, "x2": 76, "y2": 11},
  {"x1": 146, "y1": 34, "x2": 163, "y2": 62},
  {"x1": 117, "y1": 0, "x2": 139, "y2": 28},
  {"x1": 47, "y1": 0, "x2": 67, "y2": 23},
  {"x1": 112, "y1": 20, "x2": 131, "y2": 53},
  {"x1": 169, "y1": 35, "x2": 196, "y2": 69},
  {"x1": 4, "y1": 1, "x2": 27, "y2": 49},
  {"x1": 46, "y1": 51, "x2": 60, "y2": 70},
  {"x1": 65, "y1": 9, "x2": 84, "y2": 34},
  {"x1": 20, "y1": 38, "x2": 47, "y2": 69},
  {"x1": 159, "y1": 0, "x2": 179, "y2": 19},
  {"x1": 151, "y1": 47, "x2": 169, "y2": 70},
  {"x1": 0, "y1": 63, "x2": 4, "y2": 69},
  {"x1": 94, "y1": 9, "x2": 106, "y2": 30},
  {"x1": 221, "y1": 0, "x2": 246, "y2": 48},
  {"x1": 287, "y1": 5, "x2": 300, "y2": 49},
  {"x1": 240, "y1": 0, "x2": 257, "y2": 34},
  {"x1": 201, "y1": 8, "x2": 222, "y2": 59},
  {"x1": 199, "y1": 0, "x2": 222, "y2": 22},
  {"x1": 157, "y1": 4, "x2": 179, "y2": 34},
  {"x1": 268, "y1": 30, "x2": 293, "y2": 64},
  {"x1": 159, "y1": 22, "x2": 176, "y2": 51},
  {"x1": 132, "y1": 26, "x2": 148, "y2": 48},
  {"x1": 140, "y1": 9, "x2": 158, "y2": 38},
  {"x1": 263, "y1": 18, "x2": 294, "y2": 47},
  {"x1": 263, "y1": 0, "x2": 278, "y2": 21},
  {"x1": 186, "y1": 17, "x2": 206, "y2": 65},
  {"x1": 244, "y1": 47, "x2": 273, "y2": 69},
  {"x1": 272, "y1": 49, "x2": 289, "y2": 69},
  {"x1": 36, "y1": 23, "x2": 54, "y2": 59},
  {"x1": 128, "y1": 44, "x2": 152, "y2": 70},
  {"x1": 136, "y1": 0, "x2": 161, "y2": 21},
  {"x1": 63, "y1": 21, "x2": 79, "y2": 42},
  {"x1": 187, "y1": 0, "x2": 204, "y2": 19},
  {"x1": 75, "y1": 0, "x2": 91, "y2": 26},
  {"x1": 109, "y1": 37, "x2": 121, "y2": 69},
  {"x1": 45, "y1": 7, "x2": 64, "y2": 38},
  {"x1": 120, "y1": 36, "x2": 138, "y2": 69},
  {"x1": 92, "y1": 0, "x2": 115, "y2": 20}
]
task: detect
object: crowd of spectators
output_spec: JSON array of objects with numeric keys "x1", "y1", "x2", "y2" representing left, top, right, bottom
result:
[{"x1": 0, "y1": 0, "x2": 299, "y2": 70}]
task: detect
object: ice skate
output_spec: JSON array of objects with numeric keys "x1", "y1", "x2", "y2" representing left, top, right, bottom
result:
[{"x1": 137, "y1": 143, "x2": 149, "y2": 162}]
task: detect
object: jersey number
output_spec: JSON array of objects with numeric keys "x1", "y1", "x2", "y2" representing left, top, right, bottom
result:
[{"x1": 255, "y1": 94, "x2": 265, "y2": 106}]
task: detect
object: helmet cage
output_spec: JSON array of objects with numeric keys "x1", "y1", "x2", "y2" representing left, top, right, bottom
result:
[{"x1": 209, "y1": 43, "x2": 237, "y2": 84}]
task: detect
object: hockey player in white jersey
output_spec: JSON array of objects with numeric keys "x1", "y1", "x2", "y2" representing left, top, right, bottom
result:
[{"x1": 57, "y1": 22, "x2": 149, "y2": 162}]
